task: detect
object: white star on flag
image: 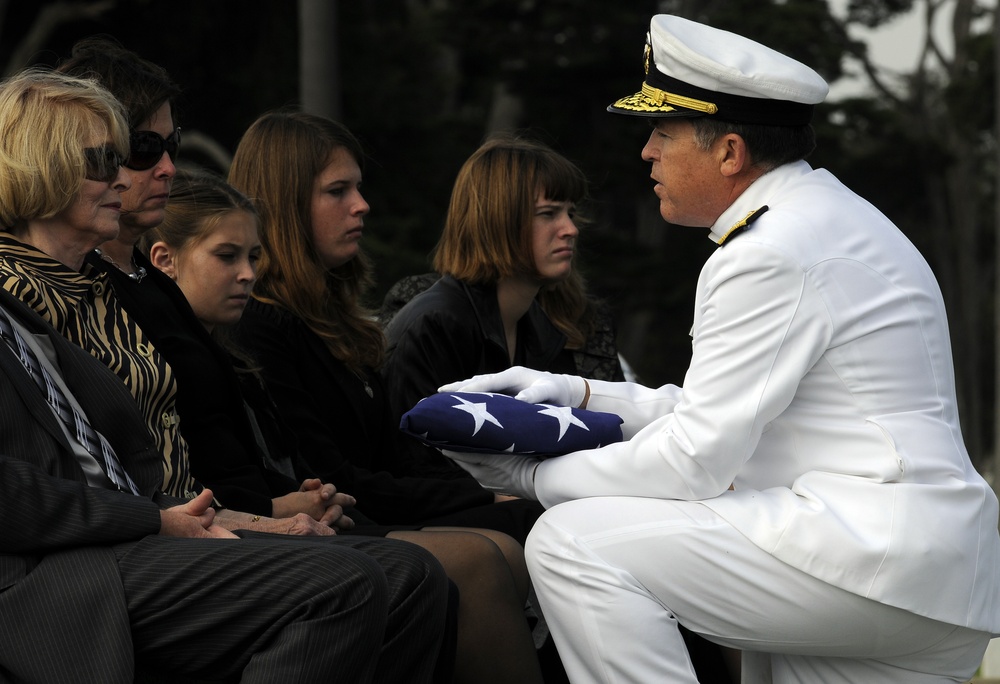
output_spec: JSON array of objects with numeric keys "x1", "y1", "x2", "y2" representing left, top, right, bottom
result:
[
  {"x1": 451, "y1": 395, "x2": 503, "y2": 435},
  {"x1": 537, "y1": 405, "x2": 590, "y2": 440},
  {"x1": 400, "y1": 390, "x2": 624, "y2": 455}
]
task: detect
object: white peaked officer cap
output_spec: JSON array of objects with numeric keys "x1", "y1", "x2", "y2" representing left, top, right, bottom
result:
[{"x1": 608, "y1": 15, "x2": 829, "y2": 125}]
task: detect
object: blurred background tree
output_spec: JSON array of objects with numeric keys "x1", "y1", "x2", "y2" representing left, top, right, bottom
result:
[{"x1": 0, "y1": 0, "x2": 996, "y2": 481}]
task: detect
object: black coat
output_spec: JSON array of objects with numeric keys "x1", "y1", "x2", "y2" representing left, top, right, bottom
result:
[{"x1": 234, "y1": 297, "x2": 499, "y2": 526}]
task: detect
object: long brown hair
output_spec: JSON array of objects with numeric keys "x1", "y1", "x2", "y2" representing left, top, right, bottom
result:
[{"x1": 227, "y1": 110, "x2": 384, "y2": 370}]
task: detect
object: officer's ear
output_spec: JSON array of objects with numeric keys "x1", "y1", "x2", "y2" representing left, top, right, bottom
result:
[
  {"x1": 148, "y1": 242, "x2": 178, "y2": 280},
  {"x1": 718, "y1": 133, "x2": 750, "y2": 177}
]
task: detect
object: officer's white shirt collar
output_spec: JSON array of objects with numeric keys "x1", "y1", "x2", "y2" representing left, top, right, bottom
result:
[{"x1": 709, "y1": 160, "x2": 813, "y2": 245}]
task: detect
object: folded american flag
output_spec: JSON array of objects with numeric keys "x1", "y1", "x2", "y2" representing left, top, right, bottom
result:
[{"x1": 400, "y1": 391, "x2": 623, "y2": 456}]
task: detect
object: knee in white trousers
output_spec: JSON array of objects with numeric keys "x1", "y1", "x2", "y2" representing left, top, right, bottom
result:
[{"x1": 525, "y1": 497, "x2": 989, "y2": 684}]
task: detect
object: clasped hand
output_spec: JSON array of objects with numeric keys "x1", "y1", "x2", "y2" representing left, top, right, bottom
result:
[{"x1": 271, "y1": 478, "x2": 356, "y2": 530}]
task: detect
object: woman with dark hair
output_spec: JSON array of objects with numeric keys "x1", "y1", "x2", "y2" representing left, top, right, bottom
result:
[{"x1": 58, "y1": 36, "x2": 183, "y2": 271}]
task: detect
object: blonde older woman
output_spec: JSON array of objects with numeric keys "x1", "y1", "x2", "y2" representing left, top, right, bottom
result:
[{"x1": 0, "y1": 69, "x2": 199, "y2": 500}]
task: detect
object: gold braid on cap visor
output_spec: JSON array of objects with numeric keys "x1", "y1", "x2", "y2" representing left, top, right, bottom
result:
[
  {"x1": 641, "y1": 83, "x2": 718, "y2": 114},
  {"x1": 610, "y1": 82, "x2": 719, "y2": 114}
]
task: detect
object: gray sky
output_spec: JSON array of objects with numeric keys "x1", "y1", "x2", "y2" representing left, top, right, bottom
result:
[{"x1": 827, "y1": 0, "x2": 956, "y2": 99}]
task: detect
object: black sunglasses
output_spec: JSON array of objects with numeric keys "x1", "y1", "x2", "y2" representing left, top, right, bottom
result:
[
  {"x1": 126, "y1": 127, "x2": 181, "y2": 171},
  {"x1": 84, "y1": 146, "x2": 126, "y2": 184}
]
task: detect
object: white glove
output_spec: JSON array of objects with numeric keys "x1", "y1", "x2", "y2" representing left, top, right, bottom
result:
[
  {"x1": 439, "y1": 366, "x2": 588, "y2": 407},
  {"x1": 442, "y1": 449, "x2": 540, "y2": 500}
]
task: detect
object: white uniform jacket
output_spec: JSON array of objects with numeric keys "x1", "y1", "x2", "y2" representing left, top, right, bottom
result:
[{"x1": 534, "y1": 161, "x2": 1000, "y2": 633}]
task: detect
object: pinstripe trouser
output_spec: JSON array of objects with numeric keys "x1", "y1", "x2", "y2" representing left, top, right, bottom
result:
[{"x1": 115, "y1": 532, "x2": 449, "y2": 684}]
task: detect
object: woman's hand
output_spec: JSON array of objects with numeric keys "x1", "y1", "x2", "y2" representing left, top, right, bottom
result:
[{"x1": 271, "y1": 478, "x2": 356, "y2": 529}]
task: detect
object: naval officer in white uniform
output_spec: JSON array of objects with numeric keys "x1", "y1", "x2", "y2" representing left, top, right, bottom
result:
[{"x1": 442, "y1": 13, "x2": 1000, "y2": 683}]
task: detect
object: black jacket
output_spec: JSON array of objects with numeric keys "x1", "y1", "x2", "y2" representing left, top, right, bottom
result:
[
  {"x1": 234, "y1": 297, "x2": 497, "y2": 525},
  {"x1": 382, "y1": 275, "x2": 575, "y2": 427}
]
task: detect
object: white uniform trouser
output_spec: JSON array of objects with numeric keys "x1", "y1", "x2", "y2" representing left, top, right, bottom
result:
[{"x1": 526, "y1": 497, "x2": 991, "y2": 684}]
